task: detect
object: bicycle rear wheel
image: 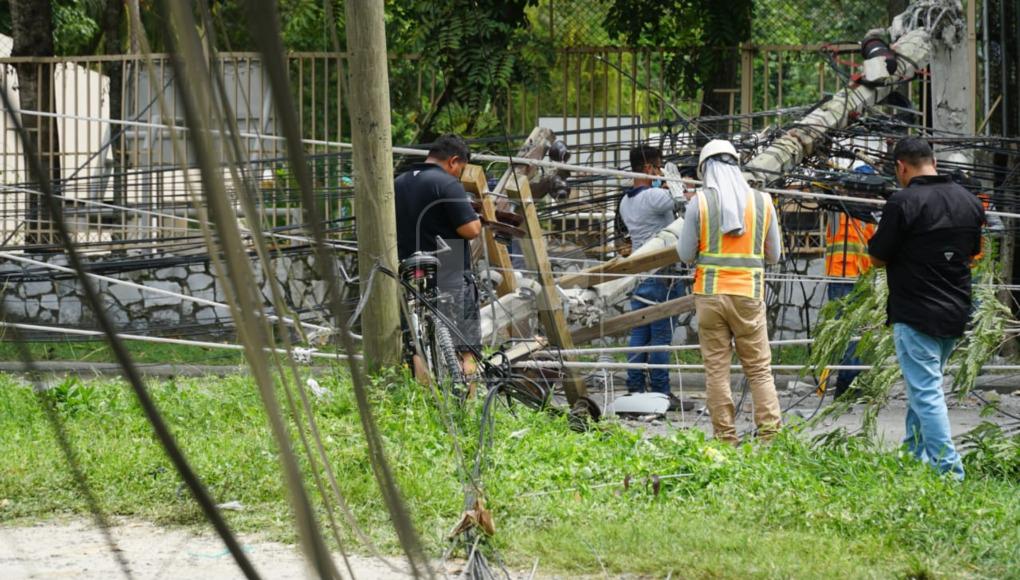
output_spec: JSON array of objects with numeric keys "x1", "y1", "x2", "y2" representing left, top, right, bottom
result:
[{"x1": 431, "y1": 320, "x2": 467, "y2": 397}]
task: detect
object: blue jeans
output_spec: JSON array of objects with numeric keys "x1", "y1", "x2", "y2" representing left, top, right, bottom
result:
[
  {"x1": 893, "y1": 323, "x2": 965, "y2": 480},
  {"x1": 827, "y1": 281, "x2": 862, "y2": 395},
  {"x1": 627, "y1": 276, "x2": 685, "y2": 394}
]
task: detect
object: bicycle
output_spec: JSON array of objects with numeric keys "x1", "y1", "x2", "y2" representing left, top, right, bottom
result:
[
  {"x1": 353, "y1": 240, "x2": 599, "y2": 424},
  {"x1": 396, "y1": 238, "x2": 471, "y2": 397}
]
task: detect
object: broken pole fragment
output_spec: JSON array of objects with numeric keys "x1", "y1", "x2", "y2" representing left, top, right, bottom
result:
[
  {"x1": 571, "y1": 295, "x2": 695, "y2": 344},
  {"x1": 503, "y1": 128, "x2": 589, "y2": 406},
  {"x1": 460, "y1": 164, "x2": 517, "y2": 297}
]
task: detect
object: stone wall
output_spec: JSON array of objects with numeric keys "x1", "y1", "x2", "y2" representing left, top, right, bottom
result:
[
  {"x1": 1, "y1": 252, "x2": 336, "y2": 336},
  {"x1": 2, "y1": 250, "x2": 831, "y2": 341}
]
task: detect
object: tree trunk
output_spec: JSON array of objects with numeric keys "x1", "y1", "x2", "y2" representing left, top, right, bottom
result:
[
  {"x1": 102, "y1": 0, "x2": 126, "y2": 213},
  {"x1": 10, "y1": 0, "x2": 59, "y2": 249},
  {"x1": 887, "y1": 0, "x2": 910, "y2": 22},
  {"x1": 698, "y1": 0, "x2": 751, "y2": 138},
  {"x1": 126, "y1": 0, "x2": 141, "y2": 54},
  {"x1": 699, "y1": 47, "x2": 740, "y2": 134}
]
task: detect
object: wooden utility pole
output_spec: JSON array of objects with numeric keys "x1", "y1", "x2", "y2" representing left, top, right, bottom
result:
[
  {"x1": 345, "y1": 0, "x2": 401, "y2": 370},
  {"x1": 460, "y1": 164, "x2": 517, "y2": 296}
]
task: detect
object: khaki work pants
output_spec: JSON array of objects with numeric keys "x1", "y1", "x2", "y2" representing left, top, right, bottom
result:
[{"x1": 695, "y1": 294, "x2": 782, "y2": 445}]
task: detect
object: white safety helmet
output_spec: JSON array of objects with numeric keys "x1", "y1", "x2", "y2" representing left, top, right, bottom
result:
[{"x1": 697, "y1": 139, "x2": 739, "y2": 179}]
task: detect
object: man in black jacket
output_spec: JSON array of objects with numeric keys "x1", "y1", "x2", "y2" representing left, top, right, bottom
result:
[
  {"x1": 868, "y1": 138, "x2": 984, "y2": 480},
  {"x1": 395, "y1": 135, "x2": 482, "y2": 378}
]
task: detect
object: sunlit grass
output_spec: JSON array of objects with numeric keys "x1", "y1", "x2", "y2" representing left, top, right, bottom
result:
[{"x1": 0, "y1": 371, "x2": 1017, "y2": 577}]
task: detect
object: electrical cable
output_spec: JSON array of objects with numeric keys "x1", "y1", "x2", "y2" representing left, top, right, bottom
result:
[{"x1": 0, "y1": 57, "x2": 263, "y2": 580}]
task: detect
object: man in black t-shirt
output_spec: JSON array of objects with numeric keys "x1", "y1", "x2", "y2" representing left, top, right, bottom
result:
[
  {"x1": 868, "y1": 138, "x2": 985, "y2": 480},
  {"x1": 395, "y1": 134, "x2": 482, "y2": 376}
]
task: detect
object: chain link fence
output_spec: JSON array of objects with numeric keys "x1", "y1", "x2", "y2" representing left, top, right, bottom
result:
[
  {"x1": 543, "y1": 0, "x2": 901, "y2": 48},
  {"x1": 753, "y1": 0, "x2": 897, "y2": 45},
  {"x1": 539, "y1": 0, "x2": 615, "y2": 47}
]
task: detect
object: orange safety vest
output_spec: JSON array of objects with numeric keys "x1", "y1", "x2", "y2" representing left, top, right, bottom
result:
[
  {"x1": 972, "y1": 193, "x2": 991, "y2": 266},
  {"x1": 825, "y1": 212, "x2": 875, "y2": 278},
  {"x1": 693, "y1": 188, "x2": 771, "y2": 300}
]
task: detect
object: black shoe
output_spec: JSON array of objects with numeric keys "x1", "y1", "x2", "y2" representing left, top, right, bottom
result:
[
  {"x1": 666, "y1": 393, "x2": 695, "y2": 412},
  {"x1": 833, "y1": 382, "x2": 859, "y2": 401}
]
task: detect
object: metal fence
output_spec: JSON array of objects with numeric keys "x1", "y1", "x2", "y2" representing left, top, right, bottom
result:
[
  {"x1": 0, "y1": 36, "x2": 946, "y2": 253},
  {"x1": 0, "y1": 53, "x2": 439, "y2": 252}
]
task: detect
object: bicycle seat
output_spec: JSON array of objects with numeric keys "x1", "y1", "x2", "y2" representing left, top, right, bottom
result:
[{"x1": 398, "y1": 253, "x2": 440, "y2": 282}]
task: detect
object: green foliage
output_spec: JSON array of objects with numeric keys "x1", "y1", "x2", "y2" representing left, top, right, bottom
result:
[
  {"x1": 810, "y1": 267, "x2": 897, "y2": 431},
  {"x1": 0, "y1": 4, "x2": 10, "y2": 37},
  {"x1": 405, "y1": 0, "x2": 552, "y2": 139},
  {"x1": 52, "y1": 0, "x2": 100, "y2": 55},
  {"x1": 430, "y1": 101, "x2": 504, "y2": 138},
  {"x1": 603, "y1": 0, "x2": 750, "y2": 99},
  {"x1": 278, "y1": 0, "x2": 328, "y2": 52},
  {"x1": 1, "y1": 372, "x2": 1019, "y2": 576},
  {"x1": 950, "y1": 258, "x2": 1012, "y2": 394},
  {"x1": 810, "y1": 245, "x2": 1011, "y2": 433},
  {"x1": 604, "y1": 0, "x2": 706, "y2": 50},
  {"x1": 753, "y1": 0, "x2": 889, "y2": 45},
  {"x1": 961, "y1": 421, "x2": 1020, "y2": 480},
  {"x1": 44, "y1": 376, "x2": 100, "y2": 417},
  {"x1": 526, "y1": 0, "x2": 615, "y2": 47}
]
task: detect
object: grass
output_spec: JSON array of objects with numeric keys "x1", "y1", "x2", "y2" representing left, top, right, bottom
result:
[
  {"x1": 0, "y1": 339, "x2": 248, "y2": 365},
  {"x1": 1, "y1": 370, "x2": 1018, "y2": 578}
]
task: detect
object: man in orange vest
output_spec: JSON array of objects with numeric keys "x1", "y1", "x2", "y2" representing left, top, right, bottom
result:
[
  {"x1": 824, "y1": 163, "x2": 878, "y2": 399},
  {"x1": 677, "y1": 140, "x2": 783, "y2": 445}
]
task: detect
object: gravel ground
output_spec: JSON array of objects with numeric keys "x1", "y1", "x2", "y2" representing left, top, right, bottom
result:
[
  {"x1": 0, "y1": 519, "x2": 416, "y2": 579},
  {"x1": 604, "y1": 380, "x2": 1020, "y2": 443},
  {"x1": 1, "y1": 517, "x2": 518, "y2": 580}
]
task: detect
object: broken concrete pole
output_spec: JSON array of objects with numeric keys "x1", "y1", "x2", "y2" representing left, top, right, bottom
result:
[{"x1": 745, "y1": 29, "x2": 931, "y2": 184}]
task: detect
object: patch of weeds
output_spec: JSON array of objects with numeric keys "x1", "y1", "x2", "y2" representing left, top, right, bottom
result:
[
  {"x1": 44, "y1": 376, "x2": 100, "y2": 417},
  {"x1": 961, "y1": 421, "x2": 1020, "y2": 480}
]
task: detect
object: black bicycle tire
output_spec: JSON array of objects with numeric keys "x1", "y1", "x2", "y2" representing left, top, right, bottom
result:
[
  {"x1": 433, "y1": 321, "x2": 467, "y2": 395},
  {"x1": 504, "y1": 379, "x2": 550, "y2": 411}
]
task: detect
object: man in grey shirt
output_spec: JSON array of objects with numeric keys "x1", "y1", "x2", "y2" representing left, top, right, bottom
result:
[
  {"x1": 619, "y1": 179, "x2": 676, "y2": 250},
  {"x1": 620, "y1": 145, "x2": 686, "y2": 397}
]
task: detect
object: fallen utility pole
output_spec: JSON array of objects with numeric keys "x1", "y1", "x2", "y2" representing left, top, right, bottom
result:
[
  {"x1": 572, "y1": 295, "x2": 695, "y2": 344},
  {"x1": 557, "y1": 18, "x2": 939, "y2": 297},
  {"x1": 744, "y1": 28, "x2": 931, "y2": 183},
  {"x1": 346, "y1": 0, "x2": 401, "y2": 370},
  {"x1": 503, "y1": 128, "x2": 589, "y2": 406}
]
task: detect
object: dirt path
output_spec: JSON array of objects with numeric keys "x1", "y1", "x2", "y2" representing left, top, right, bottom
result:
[{"x1": 0, "y1": 519, "x2": 422, "y2": 579}]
